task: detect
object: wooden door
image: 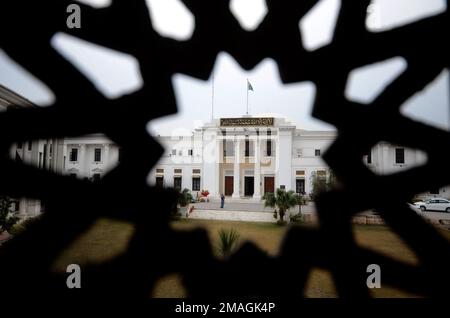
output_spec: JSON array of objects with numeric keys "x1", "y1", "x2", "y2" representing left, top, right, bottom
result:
[
  {"x1": 264, "y1": 176, "x2": 274, "y2": 194},
  {"x1": 225, "y1": 176, "x2": 234, "y2": 196}
]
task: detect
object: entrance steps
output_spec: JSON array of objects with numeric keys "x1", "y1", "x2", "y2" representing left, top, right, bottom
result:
[
  {"x1": 207, "y1": 197, "x2": 262, "y2": 203},
  {"x1": 188, "y1": 209, "x2": 275, "y2": 223}
]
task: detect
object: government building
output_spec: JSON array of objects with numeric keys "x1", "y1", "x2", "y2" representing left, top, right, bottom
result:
[
  {"x1": 1, "y1": 85, "x2": 448, "y2": 218},
  {"x1": 149, "y1": 116, "x2": 335, "y2": 201}
]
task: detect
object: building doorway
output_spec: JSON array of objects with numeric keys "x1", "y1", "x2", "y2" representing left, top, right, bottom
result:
[
  {"x1": 174, "y1": 176, "x2": 182, "y2": 190},
  {"x1": 264, "y1": 176, "x2": 274, "y2": 194},
  {"x1": 225, "y1": 176, "x2": 234, "y2": 196},
  {"x1": 244, "y1": 176, "x2": 254, "y2": 196},
  {"x1": 155, "y1": 176, "x2": 164, "y2": 188},
  {"x1": 296, "y1": 179, "x2": 305, "y2": 194}
]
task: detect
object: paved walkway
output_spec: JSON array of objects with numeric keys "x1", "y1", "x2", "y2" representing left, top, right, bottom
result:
[
  {"x1": 188, "y1": 209, "x2": 276, "y2": 222},
  {"x1": 189, "y1": 202, "x2": 316, "y2": 222},
  {"x1": 194, "y1": 201, "x2": 315, "y2": 213},
  {"x1": 414, "y1": 210, "x2": 450, "y2": 222}
]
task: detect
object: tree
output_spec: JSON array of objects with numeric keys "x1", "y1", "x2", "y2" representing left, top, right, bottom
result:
[
  {"x1": 263, "y1": 188, "x2": 298, "y2": 223},
  {"x1": 289, "y1": 193, "x2": 308, "y2": 224},
  {"x1": 295, "y1": 193, "x2": 307, "y2": 215},
  {"x1": 326, "y1": 169, "x2": 337, "y2": 190},
  {"x1": 0, "y1": 195, "x2": 19, "y2": 235},
  {"x1": 310, "y1": 172, "x2": 326, "y2": 201},
  {"x1": 310, "y1": 170, "x2": 337, "y2": 201},
  {"x1": 177, "y1": 188, "x2": 193, "y2": 207}
]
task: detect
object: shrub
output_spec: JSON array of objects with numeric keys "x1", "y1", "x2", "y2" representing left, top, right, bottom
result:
[
  {"x1": 217, "y1": 228, "x2": 240, "y2": 257},
  {"x1": 0, "y1": 195, "x2": 19, "y2": 235},
  {"x1": 276, "y1": 220, "x2": 287, "y2": 226},
  {"x1": 8, "y1": 223, "x2": 25, "y2": 236},
  {"x1": 178, "y1": 188, "x2": 193, "y2": 207},
  {"x1": 7, "y1": 215, "x2": 40, "y2": 236},
  {"x1": 290, "y1": 213, "x2": 303, "y2": 224}
]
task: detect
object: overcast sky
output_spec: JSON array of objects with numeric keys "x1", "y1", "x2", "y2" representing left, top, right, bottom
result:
[{"x1": 0, "y1": 0, "x2": 448, "y2": 136}]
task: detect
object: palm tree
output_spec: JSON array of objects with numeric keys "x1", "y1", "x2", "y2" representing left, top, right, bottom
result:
[
  {"x1": 177, "y1": 188, "x2": 193, "y2": 207},
  {"x1": 263, "y1": 188, "x2": 298, "y2": 222}
]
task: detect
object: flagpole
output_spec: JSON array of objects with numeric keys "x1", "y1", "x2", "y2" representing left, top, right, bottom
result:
[{"x1": 246, "y1": 78, "x2": 249, "y2": 115}]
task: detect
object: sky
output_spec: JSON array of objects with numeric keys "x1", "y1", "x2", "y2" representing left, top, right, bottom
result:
[{"x1": 0, "y1": 0, "x2": 448, "y2": 136}]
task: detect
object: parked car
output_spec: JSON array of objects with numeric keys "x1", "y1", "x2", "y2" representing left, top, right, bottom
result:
[
  {"x1": 417, "y1": 198, "x2": 450, "y2": 212},
  {"x1": 412, "y1": 201, "x2": 426, "y2": 207},
  {"x1": 408, "y1": 203, "x2": 421, "y2": 211}
]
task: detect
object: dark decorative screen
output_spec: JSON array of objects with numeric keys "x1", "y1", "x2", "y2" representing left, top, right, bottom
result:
[{"x1": 0, "y1": 0, "x2": 449, "y2": 301}]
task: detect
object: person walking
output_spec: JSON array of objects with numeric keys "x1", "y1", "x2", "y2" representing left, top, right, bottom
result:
[{"x1": 220, "y1": 193, "x2": 225, "y2": 209}]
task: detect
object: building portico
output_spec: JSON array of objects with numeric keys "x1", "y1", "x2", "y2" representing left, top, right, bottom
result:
[
  {"x1": 216, "y1": 118, "x2": 277, "y2": 201},
  {"x1": 155, "y1": 115, "x2": 337, "y2": 202}
]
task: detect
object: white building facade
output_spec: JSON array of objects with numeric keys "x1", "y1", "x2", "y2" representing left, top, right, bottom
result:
[
  {"x1": 6, "y1": 115, "x2": 450, "y2": 218},
  {"x1": 147, "y1": 117, "x2": 450, "y2": 201},
  {"x1": 148, "y1": 117, "x2": 336, "y2": 200}
]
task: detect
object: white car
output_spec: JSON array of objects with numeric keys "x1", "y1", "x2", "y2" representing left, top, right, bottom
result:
[{"x1": 417, "y1": 198, "x2": 450, "y2": 213}]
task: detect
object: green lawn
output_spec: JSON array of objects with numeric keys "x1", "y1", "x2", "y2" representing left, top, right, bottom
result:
[{"x1": 51, "y1": 218, "x2": 450, "y2": 298}]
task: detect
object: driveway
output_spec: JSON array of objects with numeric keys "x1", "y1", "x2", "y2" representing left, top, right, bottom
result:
[{"x1": 416, "y1": 210, "x2": 450, "y2": 222}]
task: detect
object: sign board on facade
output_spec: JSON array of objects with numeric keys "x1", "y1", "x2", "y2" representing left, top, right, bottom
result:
[{"x1": 220, "y1": 117, "x2": 274, "y2": 127}]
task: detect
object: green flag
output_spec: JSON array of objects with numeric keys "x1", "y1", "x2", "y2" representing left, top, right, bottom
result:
[{"x1": 247, "y1": 80, "x2": 253, "y2": 91}]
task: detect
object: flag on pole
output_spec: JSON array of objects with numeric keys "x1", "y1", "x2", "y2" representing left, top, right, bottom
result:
[
  {"x1": 247, "y1": 79, "x2": 254, "y2": 92},
  {"x1": 246, "y1": 79, "x2": 253, "y2": 115}
]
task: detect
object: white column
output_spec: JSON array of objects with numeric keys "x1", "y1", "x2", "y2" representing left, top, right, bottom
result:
[
  {"x1": 381, "y1": 143, "x2": 390, "y2": 174},
  {"x1": 50, "y1": 138, "x2": 58, "y2": 172},
  {"x1": 57, "y1": 139, "x2": 65, "y2": 173},
  {"x1": 253, "y1": 137, "x2": 261, "y2": 200},
  {"x1": 51, "y1": 138, "x2": 64, "y2": 173},
  {"x1": 79, "y1": 144, "x2": 86, "y2": 176},
  {"x1": 276, "y1": 129, "x2": 293, "y2": 191},
  {"x1": 202, "y1": 128, "x2": 219, "y2": 198},
  {"x1": 215, "y1": 133, "x2": 221, "y2": 198},
  {"x1": 30, "y1": 140, "x2": 40, "y2": 169},
  {"x1": 104, "y1": 144, "x2": 110, "y2": 168},
  {"x1": 232, "y1": 138, "x2": 240, "y2": 198},
  {"x1": 45, "y1": 139, "x2": 51, "y2": 170}
]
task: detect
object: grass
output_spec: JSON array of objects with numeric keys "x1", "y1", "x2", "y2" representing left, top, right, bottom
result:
[
  {"x1": 51, "y1": 218, "x2": 450, "y2": 298},
  {"x1": 173, "y1": 219, "x2": 285, "y2": 257}
]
